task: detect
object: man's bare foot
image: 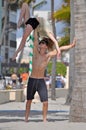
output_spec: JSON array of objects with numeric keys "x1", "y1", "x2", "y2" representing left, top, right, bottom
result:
[
  {"x1": 25, "y1": 118, "x2": 28, "y2": 122},
  {"x1": 43, "y1": 119, "x2": 48, "y2": 122}
]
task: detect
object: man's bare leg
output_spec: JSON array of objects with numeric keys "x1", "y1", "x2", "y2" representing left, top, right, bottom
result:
[
  {"x1": 42, "y1": 101, "x2": 48, "y2": 122},
  {"x1": 25, "y1": 100, "x2": 32, "y2": 122}
]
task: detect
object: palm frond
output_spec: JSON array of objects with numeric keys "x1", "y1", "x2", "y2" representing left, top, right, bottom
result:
[
  {"x1": 33, "y1": 0, "x2": 47, "y2": 10},
  {"x1": 25, "y1": 0, "x2": 34, "y2": 4},
  {"x1": 64, "y1": 0, "x2": 70, "y2": 5},
  {"x1": 54, "y1": 6, "x2": 70, "y2": 23},
  {"x1": 59, "y1": 36, "x2": 70, "y2": 47}
]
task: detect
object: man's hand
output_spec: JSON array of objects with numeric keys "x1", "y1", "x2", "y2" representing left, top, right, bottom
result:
[{"x1": 71, "y1": 37, "x2": 76, "y2": 48}]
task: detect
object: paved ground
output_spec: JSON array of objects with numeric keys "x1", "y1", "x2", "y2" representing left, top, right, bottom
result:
[{"x1": 0, "y1": 98, "x2": 86, "y2": 130}]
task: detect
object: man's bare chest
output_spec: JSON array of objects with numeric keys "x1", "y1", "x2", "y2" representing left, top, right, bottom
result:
[{"x1": 33, "y1": 55, "x2": 48, "y2": 67}]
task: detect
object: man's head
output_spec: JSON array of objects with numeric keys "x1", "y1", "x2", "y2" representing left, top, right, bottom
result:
[{"x1": 39, "y1": 37, "x2": 54, "y2": 50}]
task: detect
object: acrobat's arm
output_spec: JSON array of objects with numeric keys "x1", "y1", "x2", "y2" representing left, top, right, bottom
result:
[{"x1": 46, "y1": 30, "x2": 61, "y2": 58}]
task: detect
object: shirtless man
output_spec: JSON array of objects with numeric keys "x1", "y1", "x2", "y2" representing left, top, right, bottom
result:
[{"x1": 12, "y1": 28, "x2": 76, "y2": 122}]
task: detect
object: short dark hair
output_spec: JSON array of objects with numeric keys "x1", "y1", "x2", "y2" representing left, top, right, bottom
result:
[
  {"x1": 39, "y1": 37, "x2": 54, "y2": 50},
  {"x1": 39, "y1": 39, "x2": 48, "y2": 45}
]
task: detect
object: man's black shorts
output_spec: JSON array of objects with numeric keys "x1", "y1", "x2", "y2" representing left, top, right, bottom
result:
[
  {"x1": 25, "y1": 18, "x2": 39, "y2": 29},
  {"x1": 27, "y1": 77, "x2": 48, "y2": 102}
]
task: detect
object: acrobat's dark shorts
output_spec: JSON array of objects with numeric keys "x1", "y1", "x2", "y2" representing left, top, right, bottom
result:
[
  {"x1": 27, "y1": 77, "x2": 48, "y2": 102},
  {"x1": 25, "y1": 18, "x2": 39, "y2": 29}
]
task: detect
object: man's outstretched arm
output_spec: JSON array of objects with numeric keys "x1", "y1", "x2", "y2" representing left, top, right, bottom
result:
[{"x1": 60, "y1": 37, "x2": 76, "y2": 51}]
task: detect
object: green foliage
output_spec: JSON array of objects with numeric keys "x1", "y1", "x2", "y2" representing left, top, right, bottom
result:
[
  {"x1": 17, "y1": 67, "x2": 28, "y2": 74},
  {"x1": 32, "y1": 0, "x2": 47, "y2": 10},
  {"x1": 64, "y1": 0, "x2": 70, "y2": 4},
  {"x1": 59, "y1": 35, "x2": 70, "y2": 47},
  {"x1": 53, "y1": 0, "x2": 70, "y2": 46},
  {"x1": 47, "y1": 62, "x2": 67, "y2": 77},
  {"x1": 54, "y1": 6, "x2": 70, "y2": 23},
  {"x1": 58, "y1": 27, "x2": 70, "y2": 46},
  {"x1": 9, "y1": 67, "x2": 14, "y2": 74},
  {"x1": 9, "y1": 67, "x2": 28, "y2": 74},
  {"x1": 25, "y1": 0, "x2": 34, "y2": 4}
]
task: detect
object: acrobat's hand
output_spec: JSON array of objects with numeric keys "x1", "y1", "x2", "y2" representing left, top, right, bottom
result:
[
  {"x1": 17, "y1": 20, "x2": 23, "y2": 28},
  {"x1": 12, "y1": 53, "x2": 17, "y2": 61},
  {"x1": 17, "y1": 22, "x2": 21, "y2": 28},
  {"x1": 57, "y1": 49, "x2": 61, "y2": 59}
]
